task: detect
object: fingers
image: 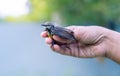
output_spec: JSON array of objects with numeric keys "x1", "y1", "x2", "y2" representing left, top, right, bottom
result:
[
  {"x1": 51, "y1": 44, "x2": 61, "y2": 51},
  {"x1": 41, "y1": 31, "x2": 52, "y2": 45},
  {"x1": 41, "y1": 31, "x2": 48, "y2": 38},
  {"x1": 44, "y1": 37, "x2": 61, "y2": 52},
  {"x1": 45, "y1": 38, "x2": 52, "y2": 44},
  {"x1": 40, "y1": 30, "x2": 78, "y2": 56},
  {"x1": 51, "y1": 44, "x2": 70, "y2": 55},
  {"x1": 41, "y1": 32, "x2": 69, "y2": 44},
  {"x1": 41, "y1": 31, "x2": 63, "y2": 51},
  {"x1": 53, "y1": 35, "x2": 69, "y2": 43}
]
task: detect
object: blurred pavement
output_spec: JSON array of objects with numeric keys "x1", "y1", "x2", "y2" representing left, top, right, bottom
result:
[{"x1": 0, "y1": 23, "x2": 120, "y2": 76}]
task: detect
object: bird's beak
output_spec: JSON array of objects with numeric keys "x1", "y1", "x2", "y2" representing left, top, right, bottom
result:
[{"x1": 41, "y1": 24, "x2": 45, "y2": 26}]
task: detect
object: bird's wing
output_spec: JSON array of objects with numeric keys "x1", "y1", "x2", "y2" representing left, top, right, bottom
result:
[{"x1": 51, "y1": 26, "x2": 75, "y2": 40}]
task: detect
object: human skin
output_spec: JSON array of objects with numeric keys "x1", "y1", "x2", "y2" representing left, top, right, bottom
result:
[{"x1": 41, "y1": 26, "x2": 120, "y2": 64}]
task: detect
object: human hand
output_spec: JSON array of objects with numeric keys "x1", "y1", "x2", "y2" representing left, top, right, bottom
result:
[{"x1": 41, "y1": 26, "x2": 112, "y2": 58}]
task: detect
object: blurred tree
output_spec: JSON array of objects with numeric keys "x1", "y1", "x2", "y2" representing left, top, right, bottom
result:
[
  {"x1": 6, "y1": 0, "x2": 120, "y2": 26},
  {"x1": 48, "y1": 0, "x2": 120, "y2": 26}
]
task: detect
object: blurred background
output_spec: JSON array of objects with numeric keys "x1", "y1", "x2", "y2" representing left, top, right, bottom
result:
[{"x1": 0, "y1": 0, "x2": 120, "y2": 76}]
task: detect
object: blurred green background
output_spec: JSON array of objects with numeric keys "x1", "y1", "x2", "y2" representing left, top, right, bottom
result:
[
  {"x1": 1, "y1": 0, "x2": 120, "y2": 26},
  {"x1": 0, "y1": 0, "x2": 120, "y2": 76}
]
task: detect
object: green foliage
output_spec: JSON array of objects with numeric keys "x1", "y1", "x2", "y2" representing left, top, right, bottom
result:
[
  {"x1": 29, "y1": 0, "x2": 52, "y2": 21},
  {"x1": 48, "y1": 0, "x2": 120, "y2": 25},
  {"x1": 6, "y1": 0, "x2": 120, "y2": 26}
]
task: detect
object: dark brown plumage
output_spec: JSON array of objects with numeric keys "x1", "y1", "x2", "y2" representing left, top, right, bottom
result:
[{"x1": 41, "y1": 22, "x2": 77, "y2": 46}]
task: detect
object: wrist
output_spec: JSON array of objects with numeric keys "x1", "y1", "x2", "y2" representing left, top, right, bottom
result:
[{"x1": 106, "y1": 29, "x2": 120, "y2": 63}]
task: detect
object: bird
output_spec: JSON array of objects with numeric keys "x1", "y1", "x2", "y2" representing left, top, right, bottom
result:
[{"x1": 41, "y1": 22, "x2": 77, "y2": 47}]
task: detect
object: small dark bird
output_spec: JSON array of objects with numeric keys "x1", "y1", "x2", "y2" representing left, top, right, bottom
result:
[{"x1": 41, "y1": 22, "x2": 77, "y2": 47}]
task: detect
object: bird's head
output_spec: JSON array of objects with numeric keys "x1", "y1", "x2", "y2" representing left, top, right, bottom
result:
[{"x1": 41, "y1": 22, "x2": 54, "y2": 29}]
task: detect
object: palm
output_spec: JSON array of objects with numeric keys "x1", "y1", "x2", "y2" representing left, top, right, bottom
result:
[{"x1": 53, "y1": 26, "x2": 107, "y2": 58}]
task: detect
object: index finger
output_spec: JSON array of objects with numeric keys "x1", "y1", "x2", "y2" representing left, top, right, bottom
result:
[{"x1": 41, "y1": 31, "x2": 48, "y2": 38}]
